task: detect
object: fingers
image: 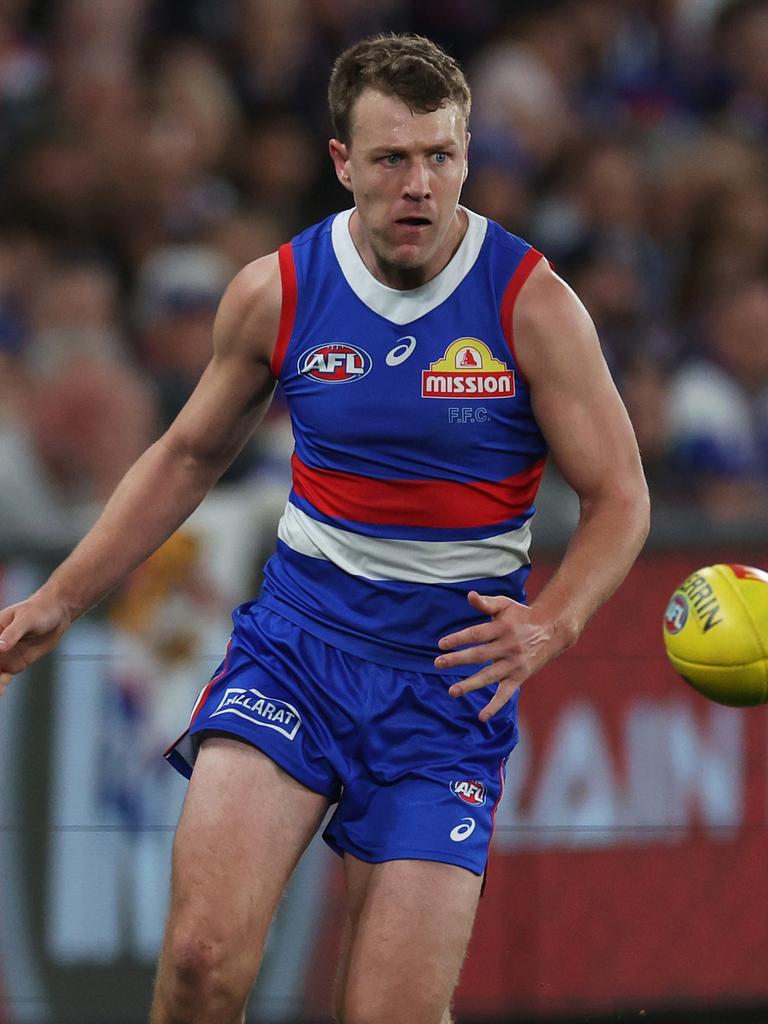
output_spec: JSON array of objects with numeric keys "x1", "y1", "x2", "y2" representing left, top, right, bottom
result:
[
  {"x1": 435, "y1": 642, "x2": 495, "y2": 670},
  {"x1": 448, "y1": 663, "x2": 505, "y2": 698},
  {"x1": 0, "y1": 672, "x2": 13, "y2": 697},
  {"x1": 439, "y1": 590, "x2": 527, "y2": 721},
  {"x1": 448, "y1": 667, "x2": 519, "y2": 721},
  {"x1": 437, "y1": 619, "x2": 495, "y2": 653},
  {"x1": 0, "y1": 609, "x2": 26, "y2": 653},
  {"x1": 466, "y1": 590, "x2": 518, "y2": 615},
  {"x1": 478, "y1": 683, "x2": 518, "y2": 722},
  {"x1": 438, "y1": 591, "x2": 525, "y2": 653}
]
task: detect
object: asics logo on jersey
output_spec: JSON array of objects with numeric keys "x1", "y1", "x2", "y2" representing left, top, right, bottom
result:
[
  {"x1": 450, "y1": 817, "x2": 476, "y2": 842},
  {"x1": 210, "y1": 687, "x2": 302, "y2": 740},
  {"x1": 299, "y1": 343, "x2": 372, "y2": 383},
  {"x1": 386, "y1": 336, "x2": 417, "y2": 366},
  {"x1": 422, "y1": 338, "x2": 515, "y2": 399}
]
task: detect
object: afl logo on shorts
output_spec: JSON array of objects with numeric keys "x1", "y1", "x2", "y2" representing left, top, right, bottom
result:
[
  {"x1": 451, "y1": 779, "x2": 486, "y2": 806},
  {"x1": 299, "y1": 343, "x2": 372, "y2": 383}
]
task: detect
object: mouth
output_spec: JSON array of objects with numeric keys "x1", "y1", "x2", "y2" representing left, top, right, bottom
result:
[{"x1": 394, "y1": 216, "x2": 432, "y2": 229}]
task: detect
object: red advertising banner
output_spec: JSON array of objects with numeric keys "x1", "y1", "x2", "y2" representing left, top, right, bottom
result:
[
  {"x1": 457, "y1": 551, "x2": 768, "y2": 1019},
  {"x1": 308, "y1": 551, "x2": 768, "y2": 1020}
]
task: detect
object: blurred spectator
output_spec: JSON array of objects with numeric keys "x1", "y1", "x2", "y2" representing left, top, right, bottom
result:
[
  {"x1": 0, "y1": 0, "x2": 49, "y2": 164},
  {"x1": 715, "y1": 0, "x2": 768, "y2": 137},
  {"x1": 1, "y1": 0, "x2": 768, "y2": 536},
  {"x1": 667, "y1": 280, "x2": 768, "y2": 520},
  {"x1": 205, "y1": 208, "x2": 284, "y2": 271},
  {"x1": 134, "y1": 243, "x2": 233, "y2": 425},
  {"x1": 0, "y1": 224, "x2": 53, "y2": 354},
  {"x1": 25, "y1": 259, "x2": 127, "y2": 376},
  {"x1": 0, "y1": 356, "x2": 159, "y2": 550}
]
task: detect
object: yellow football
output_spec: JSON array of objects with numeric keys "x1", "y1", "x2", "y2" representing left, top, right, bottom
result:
[{"x1": 662, "y1": 563, "x2": 768, "y2": 706}]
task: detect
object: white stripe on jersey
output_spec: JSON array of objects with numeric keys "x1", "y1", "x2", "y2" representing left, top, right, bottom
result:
[{"x1": 277, "y1": 501, "x2": 532, "y2": 584}]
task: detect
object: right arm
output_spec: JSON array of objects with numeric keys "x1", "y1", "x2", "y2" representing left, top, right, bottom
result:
[{"x1": 0, "y1": 252, "x2": 283, "y2": 692}]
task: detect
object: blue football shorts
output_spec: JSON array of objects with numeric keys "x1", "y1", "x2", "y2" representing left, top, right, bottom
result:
[{"x1": 165, "y1": 603, "x2": 519, "y2": 875}]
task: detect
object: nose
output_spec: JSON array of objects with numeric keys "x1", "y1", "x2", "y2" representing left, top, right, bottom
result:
[{"x1": 403, "y1": 159, "x2": 431, "y2": 200}]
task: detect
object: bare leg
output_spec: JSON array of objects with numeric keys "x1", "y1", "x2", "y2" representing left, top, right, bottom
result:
[
  {"x1": 337, "y1": 856, "x2": 481, "y2": 1024},
  {"x1": 151, "y1": 737, "x2": 329, "y2": 1024}
]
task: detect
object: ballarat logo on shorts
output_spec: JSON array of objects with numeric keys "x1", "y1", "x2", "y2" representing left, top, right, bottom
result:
[
  {"x1": 451, "y1": 779, "x2": 486, "y2": 806},
  {"x1": 422, "y1": 338, "x2": 514, "y2": 399},
  {"x1": 210, "y1": 687, "x2": 302, "y2": 740},
  {"x1": 298, "y1": 343, "x2": 372, "y2": 383}
]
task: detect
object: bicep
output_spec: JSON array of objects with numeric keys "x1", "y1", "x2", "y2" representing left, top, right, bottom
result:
[{"x1": 514, "y1": 264, "x2": 645, "y2": 503}]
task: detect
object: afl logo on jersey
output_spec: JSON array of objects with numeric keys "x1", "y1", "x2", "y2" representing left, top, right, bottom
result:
[
  {"x1": 298, "y1": 343, "x2": 372, "y2": 383},
  {"x1": 422, "y1": 338, "x2": 515, "y2": 399}
]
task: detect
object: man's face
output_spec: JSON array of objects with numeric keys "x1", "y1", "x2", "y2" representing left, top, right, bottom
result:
[{"x1": 330, "y1": 88, "x2": 469, "y2": 282}]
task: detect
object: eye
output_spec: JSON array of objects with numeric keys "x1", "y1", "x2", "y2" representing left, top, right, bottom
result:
[
  {"x1": 433, "y1": 152, "x2": 449, "y2": 164},
  {"x1": 383, "y1": 154, "x2": 401, "y2": 166}
]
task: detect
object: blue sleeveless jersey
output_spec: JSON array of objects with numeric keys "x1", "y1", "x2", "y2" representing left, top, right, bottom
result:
[{"x1": 258, "y1": 207, "x2": 548, "y2": 672}]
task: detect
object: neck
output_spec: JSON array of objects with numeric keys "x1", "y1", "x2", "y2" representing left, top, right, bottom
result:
[{"x1": 349, "y1": 208, "x2": 468, "y2": 290}]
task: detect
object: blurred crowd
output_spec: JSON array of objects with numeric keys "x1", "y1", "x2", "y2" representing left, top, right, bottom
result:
[{"x1": 1, "y1": 0, "x2": 767, "y2": 556}]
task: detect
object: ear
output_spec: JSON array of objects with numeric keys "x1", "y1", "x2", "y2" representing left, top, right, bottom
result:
[
  {"x1": 462, "y1": 131, "x2": 471, "y2": 183},
  {"x1": 329, "y1": 138, "x2": 353, "y2": 193}
]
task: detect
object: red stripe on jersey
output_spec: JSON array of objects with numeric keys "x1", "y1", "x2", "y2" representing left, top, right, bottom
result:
[
  {"x1": 291, "y1": 454, "x2": 546, "y2": 529},
  {"x1": 271, "y1": 243, "x2": 298, "y2": 378},
  {"x1": 500, "y1": 247, "x2": 544, "y2": 383}
]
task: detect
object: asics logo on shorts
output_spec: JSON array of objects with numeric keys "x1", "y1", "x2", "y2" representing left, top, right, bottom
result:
[
  {"x1": 449, "y1": 817, "x2": 476, "y2": 842},
  {"x1": 210, "y1": 687, "x2": 302, "y2": 740}
]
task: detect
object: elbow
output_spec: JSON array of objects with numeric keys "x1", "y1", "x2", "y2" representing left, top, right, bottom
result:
[
  {"x1": 584, "y1": 468, "x2": 651, "y2": 550},
  {"x1": 623, "y1": 470, "x2": 651, "y2": 551}
]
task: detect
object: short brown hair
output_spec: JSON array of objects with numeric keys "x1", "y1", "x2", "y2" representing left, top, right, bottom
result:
[{"x1": 328, "y1": 33, "x2": 471, "y2": 143}]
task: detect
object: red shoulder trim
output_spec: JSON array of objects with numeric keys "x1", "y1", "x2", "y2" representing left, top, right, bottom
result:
[
  {"x1": 500, "y1": 247, "x2": 544, "y2": 383},
  {"x1": 270, "y1": 242, "x2": 298, "y2": 378}
]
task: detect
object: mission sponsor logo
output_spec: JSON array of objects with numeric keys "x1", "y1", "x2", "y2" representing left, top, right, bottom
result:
[
  {"x1": 422, "y1": 338, "x2": 515, "y2": 398},
  {"x1": 210, "y1": 687, "x2": 302, "y2": 740},
  {"x1": 451, "y1": 779, "x2": 487, "y2": 806},
  {"x1": 299, "y1": 343, "x2": 372, "y2": 383}
]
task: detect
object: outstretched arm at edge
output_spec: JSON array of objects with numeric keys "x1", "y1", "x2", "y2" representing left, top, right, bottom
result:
[{"x1": 0, "y1": 252, "x2": 282, "y2": 689}]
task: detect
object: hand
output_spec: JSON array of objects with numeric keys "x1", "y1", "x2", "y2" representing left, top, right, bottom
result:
[
  {"x1": 0, "y1": 595, "x2": 72, "y2": 696},
  {"x1": 434, "y1": 590, "x2": 557, "y2": 722}
]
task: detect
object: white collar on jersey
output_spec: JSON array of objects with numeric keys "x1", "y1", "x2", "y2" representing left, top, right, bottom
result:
[{"x1": 331, "y1": 206, "x2": 488, "y2": 325}]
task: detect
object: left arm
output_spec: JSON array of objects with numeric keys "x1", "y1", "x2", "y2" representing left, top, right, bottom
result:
[{"x1": 435, "y1": 259, "x2": 650, "y2": 719}]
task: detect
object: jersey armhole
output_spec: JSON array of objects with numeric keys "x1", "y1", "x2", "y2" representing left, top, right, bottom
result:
[
  {"x1": 270, "y1": 242, "x2": 298, "y2": 378},
  {"x1": 499, "y1": 247, "x2": 545, "y2": 386}
]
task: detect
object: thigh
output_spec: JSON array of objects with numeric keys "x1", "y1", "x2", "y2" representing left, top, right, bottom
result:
[
  {"x1": 164, "y1": 736, "x2": 329, "y2": 976},
  {"x1": 323, "y1": 663, "x2": 515, "y2": 876},
  {"x1": 339, "y1": 854, "x2": 482, "y2": 1024}
]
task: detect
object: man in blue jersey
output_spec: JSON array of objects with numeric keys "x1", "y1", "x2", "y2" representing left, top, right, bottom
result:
[{"x1": 0, "y1": 34, "x2": 649, "y2": 1024}]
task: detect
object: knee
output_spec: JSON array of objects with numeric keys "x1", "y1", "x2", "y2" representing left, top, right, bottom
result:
[
  {"x1": 168, "y1": 933, "x2": 223, "y2": 992},
  {"x1": 159, "y1": 927, "x2": 242, "y2": 1019}
]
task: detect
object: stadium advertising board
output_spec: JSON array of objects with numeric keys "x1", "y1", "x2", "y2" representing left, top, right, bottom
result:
[{"x1": 2, "y1": 551, "x2": 767, "y2": 1021}]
